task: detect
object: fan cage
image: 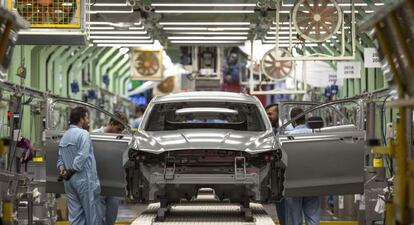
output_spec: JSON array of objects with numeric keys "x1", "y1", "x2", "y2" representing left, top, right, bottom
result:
[{"x1": 9, "y1": 0, "x2": 81, "y2": 28}]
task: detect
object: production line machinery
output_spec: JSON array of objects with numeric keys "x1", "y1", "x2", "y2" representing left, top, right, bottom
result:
[{"x1": 130, "y1": 188, "x2": 275, "y2": 225}]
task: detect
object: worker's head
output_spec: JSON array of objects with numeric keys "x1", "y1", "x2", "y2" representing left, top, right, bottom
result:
[
  {"x1": 70, "y1": 107, "x2": 89, "y2": 129},
  {"x1": 107, "y1": 111, "x2": 128, "y2": 133},
  {"x1": 265, "y1": 104, "x2": 279, "y2": 128},
  {"x1": 135, "y1": 105, "x2": 146, "y2": 117},
  {"x1": 290, "y1": 107, "x2": 306, "y2": 127}
]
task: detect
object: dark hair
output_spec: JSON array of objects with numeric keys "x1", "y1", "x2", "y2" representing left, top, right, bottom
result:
[
  {"x1": 290, "y1": 107, "x2": 305, "y2": 125},
  {"x1": 135, "y1": 105, "x2": 147, "y2": 114},
  {"x1": 109, "y1": 111, "x2": 128, "y2": 127},
  {"x1": 265, "y1": 104, "x2": 278, "y2": 111},
  {"x1": 69, "y1": 107, "x2": 89, "y2": 125}
]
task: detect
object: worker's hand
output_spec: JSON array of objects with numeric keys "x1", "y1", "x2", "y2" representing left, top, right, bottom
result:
[{"x1": 58, "y1": 165, "x2": 67, "y2": 176}]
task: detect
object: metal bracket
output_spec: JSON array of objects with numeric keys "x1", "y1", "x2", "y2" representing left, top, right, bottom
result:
[
  {"x1": 234, "y1": 156, "x2": 246, "y2": 180},
  {"x1": 164, "y1": 156, "x2": 175, "y2": 180}
]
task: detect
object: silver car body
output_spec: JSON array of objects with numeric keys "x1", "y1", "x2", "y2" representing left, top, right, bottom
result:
[
  {"x1": 44, "y1": 92, "x2": 365, "y2": 204},
  {"x1": 123, "y1": 92, "x2": 285, "y2": 203}
]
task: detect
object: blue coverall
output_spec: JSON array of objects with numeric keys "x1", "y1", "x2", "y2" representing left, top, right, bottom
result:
[
  {"x1": 57, "y1": 125, "x2": 102, "y2": 225},
  {"x1": 285, "y1": 124, "x2": 321, "y2": 225},
  {"x1": 92, "y1": 127, "x2": 119, "y2": 225}
]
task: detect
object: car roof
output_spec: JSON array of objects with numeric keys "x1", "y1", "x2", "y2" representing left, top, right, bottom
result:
[{"x1": 153, "y1": 91, "x2": 258, "y2": 104}]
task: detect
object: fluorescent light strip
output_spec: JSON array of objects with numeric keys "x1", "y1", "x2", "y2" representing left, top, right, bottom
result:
[
  {"x1": 170, "y1": 40, "x2": 244, "y2": 43},
  {"x1": 129, "y1": 27, "x2": 145, "y2": 30},
  {"x1": 265, "y1": 35, "x2": 337, "y2": 40},
  {"x1": 89, "y1": 36, "x2": 151, "y2": 39},
  {"x1": 89, "y1": 3, "x2": 128, "y2": 6},
  {"x1": 167, "y1": 32, "x2": 249, "y2": 35},
  {"x1": 272, "y1": 21, "x2": 290, "y2": 25},
  {"x1": 92, "y1": 40, "x2": 154, "y2": 43},
  {"x1": 152, "y1": 3, "x2": 256, "y2": 7},
  {"x1": 89, "y1": 31, "x2": 147, "y2": 35},
  {"x1": 96, "y1": 44, "x2": 155, "y2": 47},
  {"x1": 262, "y1": 41, "x2": 318, "y2": 47},
  {"x1": 160, "y1": 22, "x2": 250, "y2": 26},
  {"x1": 164, "y1": 27, "x2": 250, "y2": 31},
  {"x1": 89, "y1": 27, "x2": 115, "y2": 30},
  {"x1": 267, "y1": 31, "x2": 295, "y2": 35},
  {"x1": 87, "y1": 21, "x2": 142, "y2": 26},
  {"x1": 281, "y1": 3, "x2": 384, "y2": 7},
  {"x1": 168, "y1": 36, "x2": 247, "y2": 40},
  {"x1": 155, "y1": 10, "x2": 254, "y2": 13},
  {"x1": 270, "y1": 27, "x2": 294, "y2": 30},
  {"x1": 88, "y1": 9, "x2": 133, "y2": 14}
]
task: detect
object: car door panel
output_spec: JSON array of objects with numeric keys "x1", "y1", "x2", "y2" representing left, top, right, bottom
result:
[
  {"x1": 45, "y1": 130, "x2": 130, "y2": 197},
  {"x1": 280, "y1": 129, "x2": 365, "y2": 197}
]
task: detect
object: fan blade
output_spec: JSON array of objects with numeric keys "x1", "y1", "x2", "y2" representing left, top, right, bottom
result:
[
  {"x1": 281, "y1": 51, "x2": 286, "y2": 57},
  {"x1": 303, "y1": 0, "x2": 313, "y2": 12},
  {"x1": 320, "y1": 0, "x2": 329, "y2": 9},
  {"x1": 315, "y1": 21, "x2": 321, "y2": 39},
  {"x1": 296, "y1": 17, "x2": 313, "y2": 28},
  {"x1": 320, "y1": 21, "x2": 333, "y2": 34},
  {"x1": 296, "y1": 10, "x2": 312, "y2": 19},
  {"x1": 269, "y1": 67, "x2": 278, "y2": 77},
  {"x1": 264, "y1": 60, "x2": 274, "y2": 64},
  {"x1": 281, "y1": 67, "x2": 289, "y2": 76},
  {"x1": 303, "y1": 21, "x2": 316, "y2": 35},
  {"x1": 320, "y1": 7, "x2": 336, "y2": 16},
  {"x1": 313, "y1": 0, "x2": 320, "y2": 13},
  {"x1": 322, "y1": 16, "x2": 337, "y2": 25},
  {"x1": 268, "y1": 53, "x2": 276, "y2": 62}
]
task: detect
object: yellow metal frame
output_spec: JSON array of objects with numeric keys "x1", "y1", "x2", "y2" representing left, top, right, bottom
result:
[
  {"x1": 8, "y1": 0, "x2": 82, "y2": 29},
  {"x1": 370, "y1": 2, "x2": 414, "y2": 223}
]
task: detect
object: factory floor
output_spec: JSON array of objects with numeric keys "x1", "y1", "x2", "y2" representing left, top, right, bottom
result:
[{"x1": 56, "y1": 203, "x2": 358, "y2": 225}]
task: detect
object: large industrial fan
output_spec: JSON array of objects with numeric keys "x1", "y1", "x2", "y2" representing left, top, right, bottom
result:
[
  {"x1": 14, "y1": 0, "x2": 77, "y2": 25},
  {"x1": 261, "y1": 48, "x2": 293, "y2": 80},
  {"x1": 157, "y1": 76, "x2": 175, "y2": 94},
  {"x1": 131, "y1": 49, "x2": 162, "y2": 80},
  {"x1": 292, "y1": 0, "x2": 342, "y2": 42}
]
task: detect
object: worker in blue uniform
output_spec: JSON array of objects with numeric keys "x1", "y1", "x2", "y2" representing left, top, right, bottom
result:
[
  {"x1": 92, "y1": 111, "x2": 128, "y2": 225},
  {"x1": 285, "y1": 107, "x2": 321, "y2": 225},
  {"x1": 57, "y1": 106, "x2": 102, "y2": 225}
]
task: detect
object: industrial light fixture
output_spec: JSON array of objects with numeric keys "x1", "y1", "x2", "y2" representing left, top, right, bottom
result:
[
  {"x1": 155, "y1": 10, "x2": 254, "y2": 13},
  {"x1": 168, "y1": 36, "x2": 247, "y2": 40},
  {"x1": 170, "y1": 40, "x2": 244, "y2": 43},
  {"x1": 129, "y1": 27, "x2": 145, "y2": 30},
  {"x1": 160, "y1": 22, "x2": 250, "y2": 26},
  {"x1": 88, "y1": 9, "x2": 133, "y2": 14},
  {"x1": 89, "y1": 31, "x2": 147, "y2": 35},
  {"x1": 89, "y1": 27, "x2": 115, "y2": 30},
  {"x1": 266, "y1": 31, "x2": 295, "y2": 35},
  {"x1": 96, "y1": 44, "x2": 155, "y2": 47},
  {"x1": 89, "y1": 3, "x2": 128, "y2": 6},
  {"x1": 92, "y1": 40, "x2": 154, "y2": 43},
  {"x1": 167, "y1": 32, "x2": 249, "y2": 35},
  {"x1": 152, "y1": 3, "x2": 256, "y2": 7},
  {"x1": 163, "y1": 27, "x2": 250, "y2": 31},
  {"x1": 89, "y1": 36, "x2": 151, "y2": 39}
]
